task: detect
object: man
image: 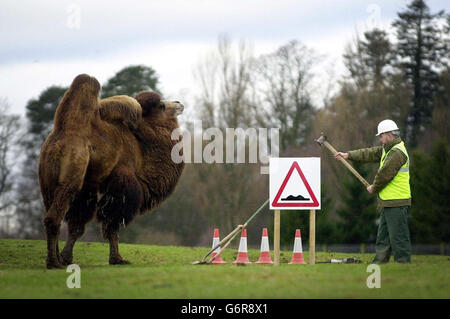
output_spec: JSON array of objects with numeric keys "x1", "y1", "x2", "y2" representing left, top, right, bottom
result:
[{"x1": 335, "y1": 119, "x2": 412, "y2": 263}]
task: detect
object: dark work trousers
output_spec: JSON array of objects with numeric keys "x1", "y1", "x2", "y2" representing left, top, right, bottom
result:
[{"x1": 373, "y1": 206, "x2": 412, "y2": 263}]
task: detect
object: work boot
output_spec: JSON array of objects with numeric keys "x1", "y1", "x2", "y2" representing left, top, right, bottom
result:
[{"x1": 371, "y1": 253, "x2": 390, "y2": 264}]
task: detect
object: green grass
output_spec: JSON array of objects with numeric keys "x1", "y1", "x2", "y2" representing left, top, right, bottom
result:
[{"x1": 0, "y1": 238, "x2": 448, "y2": 298}]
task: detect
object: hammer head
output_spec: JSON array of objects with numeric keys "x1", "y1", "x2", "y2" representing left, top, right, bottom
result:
[{"x1": 315, "y1": 132, "x2": 327, "y2": 146}]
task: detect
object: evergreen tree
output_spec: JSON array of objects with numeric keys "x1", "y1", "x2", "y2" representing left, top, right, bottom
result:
[
  {"x1": 392, "y1": 0, "x2": 447, "y2": 147},
  {"x1": 361, "y1": 29, "x2": 392, "y2": 88},
  {"x1": 336, "y1": 162, "x2": 377, "y2": 244},
  {"x1": 341, "y1": 29, "x2": 394, "y2": 143},
  {"x1": 444, "y1": 14, "x2": 450, "y2": 67},
  {"x1": 101, "y1": 65, "x2": 161, "y2": 98},
  {"x1": 344, "y1": 29, "x2": 392, "y2": 89},
  {"x1": 432, "y1": 70, "x2": 450, "y2": 143},
  {"x1": 316, "y1": 183, "x2": 339, "y2": 244},
  {"x1": 24, "y1": 86, "x2": 67, "y2": 144},
  {"x1": 409, "y1": 140, "x2": 450, "y2": 243}
]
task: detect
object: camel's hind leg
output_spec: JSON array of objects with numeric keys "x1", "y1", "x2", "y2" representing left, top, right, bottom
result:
[
  {"x1": 44, "y1": 191, "x2": 82, "y2": 269},
  {"x1": 43, "y1": 146, "x2": 89, "y2": 269},
  {"x1": 60, "y1": 183, "x2": 98, "y2": 265}
]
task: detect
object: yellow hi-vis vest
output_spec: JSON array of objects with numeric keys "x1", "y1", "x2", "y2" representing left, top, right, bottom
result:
[{"x1": 378, "y1": 141, "x2": 411, "y2": 200}]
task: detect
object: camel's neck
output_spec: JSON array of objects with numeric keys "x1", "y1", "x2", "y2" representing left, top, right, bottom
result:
[
  {"x1": 141, "y1": 122, "x2": 182, "y2": 166},
  {"x1": 136, "y1": 119, "x2": 185, "y2": 211},
  {"x1": 138, "y1": 118, "x2": 180, "y2": 150}
]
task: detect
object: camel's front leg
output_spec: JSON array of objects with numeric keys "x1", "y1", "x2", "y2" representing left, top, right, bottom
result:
[
  {"x1": 102, "y1": 223, "x2": 130, "y2": 265},
  {"x1": 60, "y1": 184, "x2": 98, "y2": 265}
]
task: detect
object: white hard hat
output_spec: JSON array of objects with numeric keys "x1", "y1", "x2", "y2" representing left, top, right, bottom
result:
[{"x1": 376, "y1": 119, "x2": 399, "y2": 136}]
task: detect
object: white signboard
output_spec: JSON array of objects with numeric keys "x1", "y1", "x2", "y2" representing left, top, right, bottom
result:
[{"x1": 269, "y1": 157, "x2": 321, "y2": 210}]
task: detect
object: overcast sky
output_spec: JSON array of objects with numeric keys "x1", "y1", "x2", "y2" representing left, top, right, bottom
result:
[{"x1": 1, "y1": 0, "x2": 449, "y2": 117}]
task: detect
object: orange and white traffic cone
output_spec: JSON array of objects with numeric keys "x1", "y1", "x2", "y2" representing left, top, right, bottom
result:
[
  {"x1": 289, "y1": 229, "x2": 307, "y2": 264},
  {"x1": 210, "y1": 228, "x2": 227, "y2": 264},
  {"x1": 232, "y1": 229, "x2": 252, "y2": 264},
  {"x1": 255, "y1": 228, "x2": 273, "y2": 264}
]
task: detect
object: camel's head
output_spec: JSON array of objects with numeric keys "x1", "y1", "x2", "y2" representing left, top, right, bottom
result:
[{"x1": 135, "y1": 91, "x2": 184, "y2": 122}]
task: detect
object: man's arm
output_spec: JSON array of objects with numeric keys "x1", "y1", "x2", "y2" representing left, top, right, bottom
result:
[
  {"x1": 371, "y1": 149, "x2": 407, "y2": 193},
  {"x1": 347, "y1": 146, "x2": 383, "y2": 163}
]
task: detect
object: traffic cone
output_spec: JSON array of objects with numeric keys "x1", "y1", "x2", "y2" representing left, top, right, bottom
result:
[
  {"x1": 255, "y1": 228, "x2": 273, "y2": 264},
  {"x1": 232, "y1": 229, "x2": 252, "y2": 264},
  {"x1": 289, "y1": 229, "x2": 307, "y2": 264},
  {"x1": 210, "y1": 228, "x2": 227, "y2": 264}
]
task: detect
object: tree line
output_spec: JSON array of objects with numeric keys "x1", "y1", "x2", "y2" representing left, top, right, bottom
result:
[{"x1": 0, "y1": 0, "x2": 448, "y2": 248}]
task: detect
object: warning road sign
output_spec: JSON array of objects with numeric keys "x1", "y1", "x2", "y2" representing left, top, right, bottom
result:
[{"x1": 269, "y1": 158, "x2": 321, "y2": 210}]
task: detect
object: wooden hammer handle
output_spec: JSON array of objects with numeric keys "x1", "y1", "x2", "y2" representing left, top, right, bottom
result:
[{"x1": 323, "y1": 141, "x2": 371, "y2": 188}]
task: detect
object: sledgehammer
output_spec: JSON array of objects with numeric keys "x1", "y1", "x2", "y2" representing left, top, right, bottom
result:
[{"x1": 315, "y1": 132, "x2": 370, "y2": 188}]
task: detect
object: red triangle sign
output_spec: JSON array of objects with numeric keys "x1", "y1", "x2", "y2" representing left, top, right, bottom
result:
[{"x1": 272, "y1": 161, "x2": 319, "y2": 208}]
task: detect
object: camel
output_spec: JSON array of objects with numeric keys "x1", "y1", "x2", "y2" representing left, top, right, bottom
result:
[{"x1": 38, "y1": 74, "x2": 184, "y2": 268}]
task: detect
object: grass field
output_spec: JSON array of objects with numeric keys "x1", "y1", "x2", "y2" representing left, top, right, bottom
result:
[{"x1": 0, "y1": 238, "x2": 448, "y2": 298}]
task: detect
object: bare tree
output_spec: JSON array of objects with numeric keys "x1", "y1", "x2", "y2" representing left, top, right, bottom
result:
[
  {"x1": 216, "y1": 35, "x2": 256, "y2": 129},
  {"x1": 0, "y1": 98, "x2": 21, "y2": 237},
  {"x1": 191, "y1": 36, "x2": 266, "y2": 233},
  {"x1": 194, "y1": 35, "x2": 257, "y2": 129},
  {"x1": 256, "y1": 40, "x2": 317, "y2": 150},
  {"x1": 193, "y1": 51, "x2": 219, "y2": 128},
  {"x1": 0, "y1": 99, "x2": 20, "y2": 209}
]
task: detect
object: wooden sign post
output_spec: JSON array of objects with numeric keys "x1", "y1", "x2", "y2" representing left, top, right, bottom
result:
[
  {"x1": 309, "y1": 209, "x2": 315, "y2": 265},
  {"x1": 274, "y1": 210, "x2": 280, "y2": 266},
  {"x1": 270, "y1": 158, "x2": 321, "y2": 266}
]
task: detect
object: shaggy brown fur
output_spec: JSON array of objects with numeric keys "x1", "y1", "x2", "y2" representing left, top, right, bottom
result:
[
  {"x1": 93, "y1": 91, "x2": 185, "y2": 264},
  {"x1": 39, "y1": 74, "x2": 184, "y2": 268},
  {"x1": 132, "y1": 91, "x2": 185, "y2": 213},
  {"x1": 99, "y1": 95, "x2": 142, "y2": 130}
]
